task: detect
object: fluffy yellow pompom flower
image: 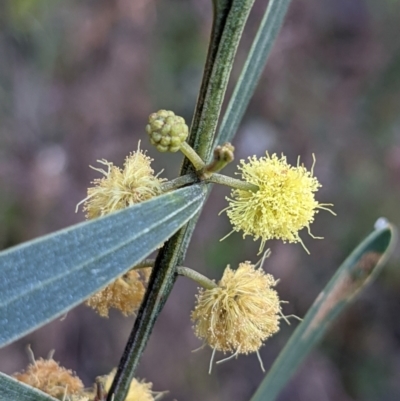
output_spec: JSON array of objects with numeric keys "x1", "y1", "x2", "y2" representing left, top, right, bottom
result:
[
  {"x1": 13, "y1": 357, "x2": 84, "y2": 400},
  {"x1": 223, "y1": 153, "x2": 333, "y2": 253},
  {"x1": 191, "y1": 261, "x2": 282, "y2": 356},
  {"x1": 100, "y1": 369, "x2": 164, "y2": 401},
  {"x1": 85, "y1": 268, "x2": 151, "y2": 317},
  {"x1": 77, "y1": 144, "x2": 165, "y2": 219}
]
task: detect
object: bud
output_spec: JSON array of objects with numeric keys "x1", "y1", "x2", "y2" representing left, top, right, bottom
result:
[{"x1": 146, "y1": 110, "x2": 189, "y2": 152}]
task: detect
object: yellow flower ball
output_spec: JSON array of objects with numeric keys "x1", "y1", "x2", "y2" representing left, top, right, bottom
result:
[
  {"x1": 191, "y1": 261, "x2": 282, "y2": 355},
  {"x1": 224, "y1": 153, "x2": 333, "y2": 253},
  {"x1": 77, "y1": 144, "x2": 165, "y2": 219}
]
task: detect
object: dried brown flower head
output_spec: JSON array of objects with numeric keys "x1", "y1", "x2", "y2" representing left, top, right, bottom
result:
[
  {"x1": 191, "y1": 261, "x2": 282, "y2": 355},
  {"x1": 86, "y1": 269, "x2": 151, "y2": 317},
  {"x1": 13, "y1": 357, "x2": 84, "y2": 400}
]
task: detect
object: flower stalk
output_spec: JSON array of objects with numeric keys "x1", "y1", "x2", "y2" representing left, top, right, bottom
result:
[
  {"x1": 207, "y1": 173, "x2": 259, "y2": 192},
  {"x1": 176, "y1": 266, "x2": 217, "y2": 290},
  {"x1": 179, "y1": 142, "x2": 206, "y2": 171}
]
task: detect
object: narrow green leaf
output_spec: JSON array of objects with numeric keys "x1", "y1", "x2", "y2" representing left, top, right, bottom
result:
[
  {"x1": 0, "y1": 184, "x2": 206, "y2": 348},
  {"x1": 187, "y1": 0, "x2": 232, "y2": 156},
  {"x1": 250, "y1": 222, "x2": 397, "y2": 401},
  {"x1": 0, "y1": 372, "x2": 56, "y2": 401},
  {"x1": 183, "y1": 0, "x2": 255, "y2": 171},
  {"x1": 215, "y1": 0, "x2": 292, "y2": 146}
]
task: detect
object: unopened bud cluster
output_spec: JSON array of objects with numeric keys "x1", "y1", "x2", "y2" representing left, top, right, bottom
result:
[{"x1": 146, "y1": 110, "x2": 189, "y2": 152}]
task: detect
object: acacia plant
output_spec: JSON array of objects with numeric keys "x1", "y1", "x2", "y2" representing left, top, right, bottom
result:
[{"x1": 0, "y1": 1, "x2": 397, "y2": 401}]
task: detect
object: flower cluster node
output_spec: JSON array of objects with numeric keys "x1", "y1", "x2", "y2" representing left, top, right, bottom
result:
[
  {"x1": 224, "y1": 153, "x2": 333, "y2": 253},
  {"x1": 146, "y1": 110, "x2": 189, "y2": 152},
  {"x1": 13, "y1": 357, "x2": 84, "y2": 400},
  {"x1": 86, "y1": 268, "x2": 151, "y2": 317},
  {"x1": 191, "y1": 261, "x2": 282, "y2": 354}
]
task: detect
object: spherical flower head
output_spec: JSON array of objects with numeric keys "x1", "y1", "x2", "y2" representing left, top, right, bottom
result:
[
  {"x1": 101, "y1": 369, "x2": 163, "y2": 401},
  {"x1": 191, "y1": 261, "x2": 282, "y2": 354},
  {"x1": 78, "y1": 144, "x2": 165, "y2": 220},
  {"x1": 13, "y1": 358, "x2": 84, "y2": 400},
  {"x1": 146, "y1": 110, "x2": 189, "y2": 152},
  {"x1": 224, "y1": 153, "x2": 333, "y2": 253},
  {"x1": 86, "y1": 269, "x2": 150, "y2": 317}
]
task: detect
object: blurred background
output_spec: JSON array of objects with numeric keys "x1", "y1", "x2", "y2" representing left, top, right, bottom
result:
[{"x1": 1, "y1": 0, "x2": 400, "y2": 400}]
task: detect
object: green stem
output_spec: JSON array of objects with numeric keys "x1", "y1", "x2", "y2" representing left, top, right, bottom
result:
[
  {"x1": 108, "y1": 1, "x2": 255, "y2": 400},
  {"x1": 108, "y1": 229, "x2": 196, "y2": 401},
  {"x1": 131, "y1": 261, "x2": 217, "y2": 291},
  {"x1": 207, "y1": 173, "x2": 259, "y2": 192},
  {"x1": 131, "y1": 259, "x2": 218, "y2": 290},
  {"x1": 176, "y1": 266, "x2": 217, "y2": 290},
  {"x1": 182, "y1": 0, "x2": 256, "y2": 172},
  {"x1": 179, "y1": 142, "x2": 206, "y2": 171},
  {"x1": 160, "y1": 174, "x2": 197, "y2": 192},
  {"x1": 187, "y1": 0, "x2": 232, "y2": 159}
]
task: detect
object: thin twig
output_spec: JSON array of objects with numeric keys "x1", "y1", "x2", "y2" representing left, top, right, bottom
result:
[{"x1": 207, "y1": 173, "x2": 259, "y2": 192}]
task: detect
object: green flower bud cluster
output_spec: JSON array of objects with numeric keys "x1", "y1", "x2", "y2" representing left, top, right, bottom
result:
[{"x1": 146, "y1": 110, "x2": 189, "y2": 152}]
